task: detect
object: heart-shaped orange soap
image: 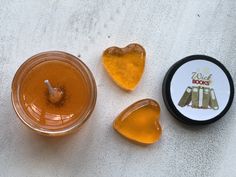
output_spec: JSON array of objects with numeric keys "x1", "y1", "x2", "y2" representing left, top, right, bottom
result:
[
  {"x1": 102, "y1": 43, "x2": 145, "y2": 91},
  {"x1": 113, "y1": 99, "x2": 162, "y2": 144}
]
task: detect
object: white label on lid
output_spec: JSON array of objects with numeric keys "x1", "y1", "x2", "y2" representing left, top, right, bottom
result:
[{"x1": 170, "y1": 60, "x2": 231, "y2": 121}]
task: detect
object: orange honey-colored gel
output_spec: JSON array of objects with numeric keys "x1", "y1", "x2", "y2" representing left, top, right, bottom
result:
[
  {"x1": 20, "y1": 60, "x2": 91, "y2": 130},
  {"x1": 102, "y1": 43, "x2": 145, "y2": 91},
  {"x1": 113, "y1": 99, "x2": 162, "y2": 144}
]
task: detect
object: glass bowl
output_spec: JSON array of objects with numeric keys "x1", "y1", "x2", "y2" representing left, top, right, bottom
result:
[{"x1": 11, "y1": 51, "x2": 97, "y2": 136}]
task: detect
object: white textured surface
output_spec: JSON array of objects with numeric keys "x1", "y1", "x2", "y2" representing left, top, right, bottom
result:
[{"x1": 0, "y1": 0, "x2": 235, "y2": 177}]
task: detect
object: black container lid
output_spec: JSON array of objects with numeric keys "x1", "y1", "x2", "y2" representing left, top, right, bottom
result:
[{"x1": 162, "y1": 55, "x2": 234, "y2": 125}]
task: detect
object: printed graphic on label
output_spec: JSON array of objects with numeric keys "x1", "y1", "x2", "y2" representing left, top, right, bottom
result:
[
  {"x1": 170, "y1": 60, "x2": 230, "y2": 121},
  {"x1": 178, "y1": 86, "x2": 219, "y2": 110}
]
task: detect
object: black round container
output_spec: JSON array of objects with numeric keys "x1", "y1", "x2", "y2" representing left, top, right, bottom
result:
[{"x1": 162, "y1": 55, "x2": 234, "y2": 125}]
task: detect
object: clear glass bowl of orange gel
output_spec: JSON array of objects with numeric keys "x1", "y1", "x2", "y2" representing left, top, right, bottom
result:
[{"x1": 12, "y1": 51, "x2": 97, "y2": 136}]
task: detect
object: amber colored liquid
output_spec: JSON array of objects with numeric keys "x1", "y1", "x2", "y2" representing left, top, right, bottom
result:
[
  {"x1": 20, "y1": 60, "x2": 91, "y2": 130},
  {"x1": 114, "y1": 104, "x2": 161, "y2": 144}
]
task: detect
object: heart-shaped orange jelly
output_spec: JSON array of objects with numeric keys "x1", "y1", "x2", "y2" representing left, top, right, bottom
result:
[
  {"x1": 102, "y1": 43, "x2": 145, "y2": 91},
  {"x1": 113, "y1": 99, "x2": 162, "y2": 144}
]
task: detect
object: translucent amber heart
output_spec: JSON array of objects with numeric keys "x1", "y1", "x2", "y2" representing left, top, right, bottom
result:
[
  {"x1": 102, "y1": 43, "x2": 145, "y2": 91},
  {"x1": 113, "y1": 99, "x2": 162, "y2": 144}
]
